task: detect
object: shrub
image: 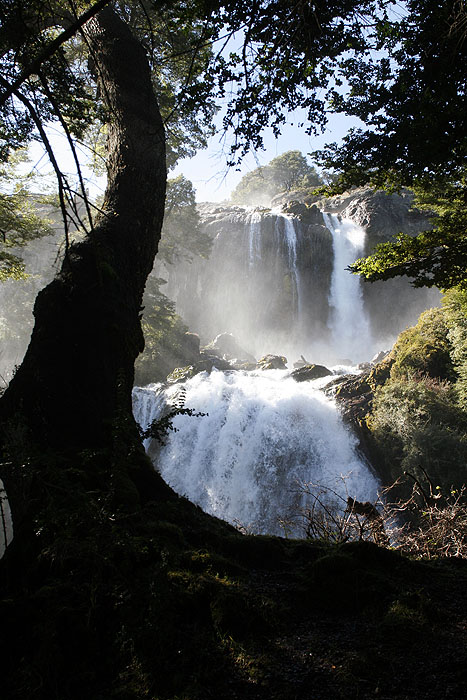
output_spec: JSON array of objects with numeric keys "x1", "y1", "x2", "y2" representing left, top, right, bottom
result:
[
  {"x1": 367, "y1": 375, "x2": 467, "y2": 490},
  {"x1": 443, "y1": 288, "x2": 467, "y2": 408},
  {"x1": 390, "y1": 307, "x2": 455, "y2": 381},
  {"x1": 285, "y1": 477, "x2": 467, "y2": 560}
]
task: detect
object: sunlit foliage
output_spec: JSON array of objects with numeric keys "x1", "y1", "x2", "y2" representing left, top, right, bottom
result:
[{"x1": 231, "y1": 150, "x2": 322, "y2": 206}]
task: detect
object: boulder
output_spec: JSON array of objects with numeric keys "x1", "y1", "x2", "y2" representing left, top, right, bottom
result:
[
  {"x1": 177, "y1": 332, "x2": 201, "y2": 365},
  {"x1": 196, "y1": 353, "x2": 234, "y2": 373},
  {"x1": 290, "y1": 364, "x2": 333, "y2": 382},
  {"x1": 229, "y1": 360, "x2": 257, "y2": 371},
  {"x1": 257, "y1": 354, "x2": 288, "y2": 370},
  {"x1": 166, "y1": 354, "x2": 234, "y2": 384},
  {"x1": 203, "y1": 333, "x2": 256, "y2": 364},
  {"x1": 166, "y1": 365, "x2": 195, "y2": 384},
  {"x1": 324, "y1": 355, "x2": 395, "y2": 470},
  {"x1": 371, "y1": 350, "x2": 389, "y2": 365}
]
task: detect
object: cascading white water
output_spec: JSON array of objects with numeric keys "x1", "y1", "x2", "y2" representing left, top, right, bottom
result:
[
  {"x1": 281, "y1": 216, "x2": 302, "y2": 323},
  {"x1": 324, "y1": 213, "x2": 373, "y2": 363},
  {"x1": 247, "y1": 210, "x2": 263, "y2": 268},
  {"x1": 0, "y1": 479, "x2": 13, "y2": 559},
  {"x1": 133, "y1": 369, "x2": 379, "y2": 536}
]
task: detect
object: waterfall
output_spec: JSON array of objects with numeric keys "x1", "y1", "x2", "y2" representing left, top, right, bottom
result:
[
  {"x1": 133, "y1": 369, "x2": 379, "y2": 536},
  {"x1": 0, "y1": 479, "x2": 13, "y2": 559},
  {"x1": 247, "y1": 210, "x2": 262, "y2": 268},
  {"x1": 324, "y1": 213, "x2": 373, "y2": 363},
  {"x1": 280, "y1": 215, "x2": 302, "y2": 323}
]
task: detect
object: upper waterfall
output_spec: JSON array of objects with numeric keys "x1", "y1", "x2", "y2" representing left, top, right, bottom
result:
[
  {"x1": 324, "y1": 213, "x2": 373, "y2": 363},
  {"x1": 157, "y1": 205, "x2": 335, "y2": 363},
  {"x1": 154, "y1": 196, "x2": 440, "y2": 368}
]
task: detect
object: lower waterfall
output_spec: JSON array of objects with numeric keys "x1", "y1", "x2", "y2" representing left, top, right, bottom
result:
[{"x1": 133, "y1": 369, "x2": 379, "y2": 536}]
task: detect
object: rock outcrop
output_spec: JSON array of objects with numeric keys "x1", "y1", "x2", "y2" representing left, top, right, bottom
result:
[
  {"x1": 256, "y1": 354, "x2": 288, "y2": 370},
  {"x1": 203, "y1": 333, "x2": 256, "y2": 365},
  {"x1": 166, "y1": 354, "x2": 234, "y2": 384},
  {"x1": 290, "y1": 364, "x2": 333, "y2": 382},
  {"x1": 325, "y1": 355, "x2": 395, "y2": 472}
]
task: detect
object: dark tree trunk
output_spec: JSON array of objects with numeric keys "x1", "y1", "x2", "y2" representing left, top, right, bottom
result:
[{"x1": 0, "y1": 7, "x2": 167, "y2": 530}]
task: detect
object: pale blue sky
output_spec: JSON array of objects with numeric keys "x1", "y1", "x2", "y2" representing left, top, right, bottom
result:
[
  {"x1": 24, "y1": 108, "x2": 362, "y2": 204},
  {"x1": 172, "y1": 110, "x2": 363, "y2": 202}
]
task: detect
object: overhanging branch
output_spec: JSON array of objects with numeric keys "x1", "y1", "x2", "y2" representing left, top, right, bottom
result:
[{"x1": 0, "y1": 0, "x2": 112, "y2": 109}]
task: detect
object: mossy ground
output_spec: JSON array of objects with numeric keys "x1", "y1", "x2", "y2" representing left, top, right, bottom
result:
[{"x1": 1, "y1": 451, "x2": 467, "y2": 700}]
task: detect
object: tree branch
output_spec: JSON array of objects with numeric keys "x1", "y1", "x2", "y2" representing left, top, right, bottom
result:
[
  {"x1": 0, "y1": 0, "x2": 112, "y2": 109},
  {"x1": 0, "y1": 75, "x2": 72, "y2": 253}
]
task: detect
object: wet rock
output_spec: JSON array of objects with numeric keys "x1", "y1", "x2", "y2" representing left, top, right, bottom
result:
[
  {"x1": 230, "y1": 360, "x2": 257, "y2": 371},
  {"x1": 357, "y1": 362, "x2": 372, "y2": 371},
  {"x1": 324, "y1": 355, "x2": 395, "y2": 471},
  {"x1": 290, "y1": 364, "x2": 333, "y2": 382},
  {"x1": 197, "y1": 353, "x2": 234, "y2": 372},
  {"x1": 257, "y1": 354, "x2": 288, "y2": 370},
  {"x1": 371, "y1": 350, "x2": 389, "y2": 365},
  {"x1": 166, "y1": 365, "x2": 195, "y2": 384},
  {"x1": 166, "y1": 354, "x2": 234, "y2": 384},
  {"x1": 179, "y1": 332, "x2": 201, "y2": 363},
  {"x1": 203, "y1": 333, "x2": 256, "y2": 364}
]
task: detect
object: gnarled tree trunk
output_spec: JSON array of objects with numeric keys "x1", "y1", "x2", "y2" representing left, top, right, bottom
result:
[{"x1": 0, "y1": 6, "x2": 167, "y2": 536}]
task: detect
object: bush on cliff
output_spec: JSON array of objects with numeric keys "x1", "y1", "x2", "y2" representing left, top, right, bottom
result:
[
  {"x1": 367, "y1": 375, "x2": 467, "y2": 490},
  {"x1": 389, "y1": 307, "x2": 455, "y2": 382},
  {"x1": 443, "y1": 288, "x2": 467, "y2": 409}
]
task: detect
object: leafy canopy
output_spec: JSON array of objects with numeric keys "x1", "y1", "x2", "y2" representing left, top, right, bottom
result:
[
  {"x1": 0, "y1": 151, "x2": 53, "y2": 281},
  {"x1": 158, "y1": 175, "x2": 211, "y2": 265},
  {"x1": 349, "y1": 176, "x2": 467, "y2": 291},
  {"x1": 312, "y1": 1, "x2": 467, "y2": 291},
  {"x1": 2, "y1": 1, "x2": 465, "y2": 291}
]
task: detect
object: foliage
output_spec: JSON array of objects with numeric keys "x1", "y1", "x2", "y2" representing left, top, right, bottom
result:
[
  {"x1": 230, "y1": 150, "x2": 322, "y2": 206},
  {"x1": 389, "y1": 307, "x2": 455, "y2": 382},
  {"x1": 287, "y1": 476, "x2": 467, "y2": 559},
  {"x1": 158, "y1": 174, "x2": 211, "y2": 265},
  {"x1": 136, "y1": 175, "x2": 211, "y2": 384},
  {"x1": 279, "y1": 476, "x2": 387, "y2": 546},
  {"x1": 367, "y1": 374, "x2": 467, "y2": 491},
  {"x1": 205, "y1": 1, "x2": 382, "y2": 165},
  {"x1": 349, "y1": 176, "x2": 467, "y2": 290},
  {"x1": 0, "y1": 0, "x2": 217, "y2": 165},
  {"x1": 135, "y1": 277, "x2": 190, "y2": 385},
  {"x1": 314, "y1": 2, "x2": 467, "y2": 291},
  {"x1": 138, "y1": 386, "x2": 206, "y2": 445},
  {"x1": 384, "y1": 480, "x2": 467, "y2": 560},
  {"x1": 443, "y1": 287, "x2": 467, "y2": 408},
  {"x1": 0, "y1": 152, "x2": 53, "y2": 280},
  {"x1": 316, "y1": 0, "x2": 467, "y2": 189}
]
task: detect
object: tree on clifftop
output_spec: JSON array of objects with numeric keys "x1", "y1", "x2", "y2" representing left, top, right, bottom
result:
[{"x1": 231, "y1": 150, "x2": 322, "y2": 205}]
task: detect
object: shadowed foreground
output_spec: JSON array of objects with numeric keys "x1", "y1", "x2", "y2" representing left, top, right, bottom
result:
[{"x1": 0, "y1": 449, "x2": 466, "y2": 700}]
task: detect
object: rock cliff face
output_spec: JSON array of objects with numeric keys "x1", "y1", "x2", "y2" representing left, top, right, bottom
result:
[
  {"x1": 158, "y1": 203, "x2": 335, "y2": 361},
  {"x1": 156, "y1": 188, "x2": 439, "y2": 365}
]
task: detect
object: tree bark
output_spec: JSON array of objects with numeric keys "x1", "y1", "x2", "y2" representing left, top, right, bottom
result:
[{"x1": 0, "y1": 7, "x2": 167, "y2": 526}]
